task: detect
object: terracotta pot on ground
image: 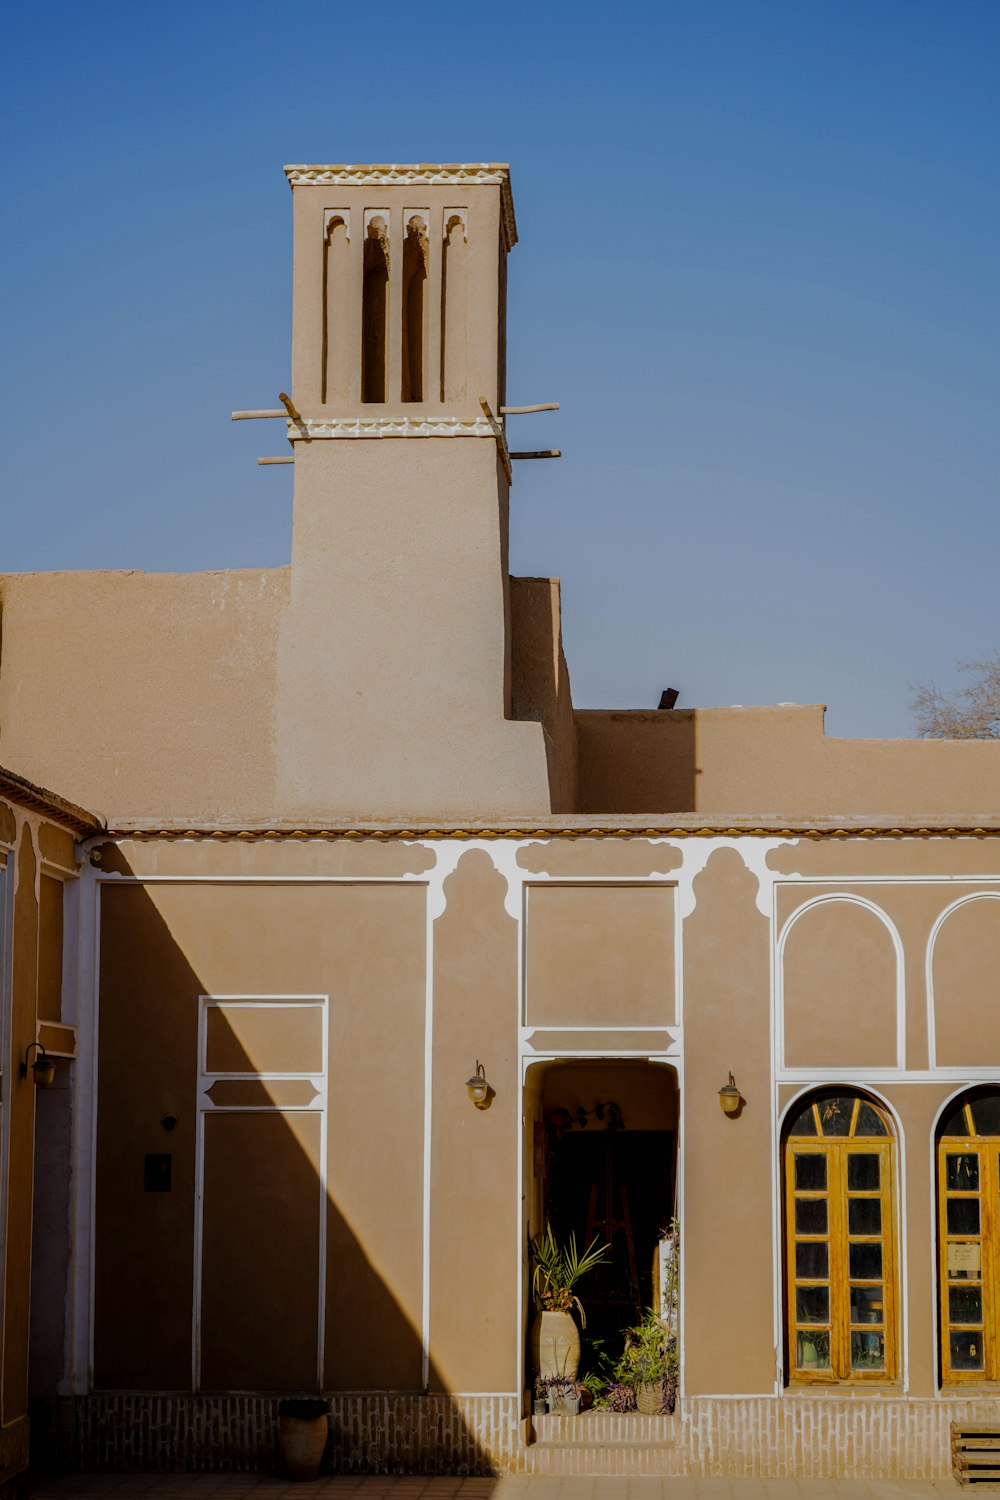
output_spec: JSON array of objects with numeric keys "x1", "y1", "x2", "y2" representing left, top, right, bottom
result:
[
  {"x1": 277, "y1": 1398, "x2": 330, "y2": 1481},
  {"x1": 529, "y1": 1309, "x2": 580, "y2": 1381}
]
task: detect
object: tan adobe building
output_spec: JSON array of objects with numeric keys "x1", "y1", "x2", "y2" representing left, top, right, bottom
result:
[{"x1": 2, "y1": 162, "x2": 1000, "y2": 1488}]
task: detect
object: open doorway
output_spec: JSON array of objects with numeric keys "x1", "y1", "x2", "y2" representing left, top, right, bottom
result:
[{"x1": 525, "y1": 1060, "x2": 678, "y2": 1370}]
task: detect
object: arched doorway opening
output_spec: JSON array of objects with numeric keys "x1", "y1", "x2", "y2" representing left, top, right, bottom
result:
[
  {"x1": 524, "y1": 1059, "x2": 678, "y2": 1374},
  {"x1": 937, "y1": 1085, "x2": 1000, "y2": 1383}
]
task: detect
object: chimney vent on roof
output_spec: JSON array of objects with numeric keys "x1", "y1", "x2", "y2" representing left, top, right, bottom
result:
[{"x1": 658, "y1": 689, "x2": 680, "y2": 711}]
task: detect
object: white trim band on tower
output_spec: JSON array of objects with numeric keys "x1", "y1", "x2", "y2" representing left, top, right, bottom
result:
[{"x1": 288, "y1": 416, "x2": 500, "y2": 441}]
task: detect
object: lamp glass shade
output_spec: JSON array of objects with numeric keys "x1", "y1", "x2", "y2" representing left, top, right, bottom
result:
[
  {"x1": 467, "y1": 1075, "x2": 489, "y2": 1106},
  {"x1": 719, "y1": 1081, "x2": 741, "y2": 1115},
  {"x1": 32, "y1": 1056, "x2": 56, "y2": 1089}
]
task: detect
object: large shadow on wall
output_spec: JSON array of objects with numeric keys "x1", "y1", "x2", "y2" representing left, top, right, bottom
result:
[{"x1": 87, "y1": 863, "x2": 500, "y2": 1479}]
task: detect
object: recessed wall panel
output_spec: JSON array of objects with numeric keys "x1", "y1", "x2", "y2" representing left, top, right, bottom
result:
[
  {"x1": 525, "y1": 884, "x2": 675, "y2": 1028},
  {"x1": 782, "y1": 900, "x2": 898, "y2": 1068},
  {"x1": 200, "y1": 1110, "x2": 321, "y2": 1391},
  {"x1": 934, "y1": 896, "x2": 1000, "y2": 1067}
]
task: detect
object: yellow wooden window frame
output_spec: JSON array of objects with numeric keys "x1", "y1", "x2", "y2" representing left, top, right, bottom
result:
[
  {"x1": 785, "y1": 1097, "x2": 898, "y2": 1385},
  {"x1": 938, "y1": 1116, "x2": 1000, "y2": 1384}
]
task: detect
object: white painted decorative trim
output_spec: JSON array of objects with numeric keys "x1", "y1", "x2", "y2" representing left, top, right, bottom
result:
[
  {"x1": 925, "y1": 892, "x2": 1000, "y2": 1071},
  {"x1": 775, "y1": 894, "x2": 906, "y2": 1073},
  {"x1": 284, "y1": 164, "x2": 517, "y2": 246},
  {"x1": 286, "y1": 164, "x2": 510, "y2": 186},
  {"x1": 290, "y1": 416, "x2": 498, "y2": 441},
  {"x1": 420, "y1": 874, "x2": 434, "y2": 1394},
  {"x1": 522, "y1": 1023, "x2": 681, "y2": 1032}
]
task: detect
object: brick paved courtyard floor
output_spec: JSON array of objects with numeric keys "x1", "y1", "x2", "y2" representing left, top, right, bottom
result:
[{"x1": 28, "y1": 1475, "x2": 962, "y2": 1499}]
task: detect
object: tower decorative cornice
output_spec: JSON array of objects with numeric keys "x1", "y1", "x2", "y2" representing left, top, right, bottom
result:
[{"x1": 283, "y1": 162, "x2": 517, "y2": 247}]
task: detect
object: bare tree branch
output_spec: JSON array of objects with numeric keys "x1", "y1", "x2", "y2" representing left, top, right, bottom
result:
[{"x1": 911, "y1": 658, "x2": 1000, "y2": 739}]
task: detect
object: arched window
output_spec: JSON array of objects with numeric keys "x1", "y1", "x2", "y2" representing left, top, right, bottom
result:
[
  {"x1": 937, "y1": 1086, "x2": 1000, "y2": 1382},
  {"x1": 784, "y1": 1090, "x2": 898, "y2": 1384}
]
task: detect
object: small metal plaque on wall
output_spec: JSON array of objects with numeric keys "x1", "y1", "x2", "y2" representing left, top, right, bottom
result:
[{"x1": 144, "y1": 1153, "x2": 172, "y2": 1192}]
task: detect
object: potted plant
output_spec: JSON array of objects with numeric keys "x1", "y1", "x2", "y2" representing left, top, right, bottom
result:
[
  {"x1": 545, "y1": 1378, "x2": 580, "y2": 1416},
  {"x1": 277, "y1": 1397, "x2": 330, "y2": 1481},
  {"x1": 615, "y1": 1310, "x2": 678, "y2": 1415},
  {"x1": 528, "y1": 1224, "x2": 610, "y2": 1382}
]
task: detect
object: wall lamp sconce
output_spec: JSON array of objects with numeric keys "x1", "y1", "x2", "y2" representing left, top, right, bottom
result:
[
  {"x1": 466, "y1": 1061, "x2": 493, "y2": 1110},
  {"x1": 719, "y1": 1072, "x2": 743, "y2": 1117},
  {"x1": 20, "y1": 1042, "x2": 56, "y2": 1089}
]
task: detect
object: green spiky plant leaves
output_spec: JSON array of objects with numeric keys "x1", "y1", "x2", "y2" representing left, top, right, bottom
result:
[{"x1": 529, "y1": 1224, "x2": 610, "y2": 1324}]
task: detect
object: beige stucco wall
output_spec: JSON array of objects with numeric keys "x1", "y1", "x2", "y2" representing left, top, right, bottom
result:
[
  {"x1": 275, "y1": 438, "x2": 553, "y2": 819},
  {"x1": 95, "y1": 875, "x2": 427, "y2": 1393},
  {"x1": 509, "y1": 577, "x2": 578, "y2": 813},
  {"x1": 576, "y1": 703, "x2": 1000, "y2": 815},
  {"x1": 0, "y1": 569, "x2": 288, "y2": 823},
  {"x1": 79, "y1": 829, "x2": 1000, "y2": 1425}
]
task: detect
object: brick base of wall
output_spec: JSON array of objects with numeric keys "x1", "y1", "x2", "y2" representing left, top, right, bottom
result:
[
  {"x1": 71, "y1": 1391, "x2": 1000, "y2": 1478},
  {"x1": 0, "y1": 1416, "x2": 30, "y2": 1494},
  {"x1": 72, "y1": 1394, "x2": 520, "y2": 1476}
]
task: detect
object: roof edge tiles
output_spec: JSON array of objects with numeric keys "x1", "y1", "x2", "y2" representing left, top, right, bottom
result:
[
  {"x1": 0, "y1": 766, "x2": 105, "y2": 838},
  {"x1": 103, "y1": 816, "x2": 1000, "y2": 841}
]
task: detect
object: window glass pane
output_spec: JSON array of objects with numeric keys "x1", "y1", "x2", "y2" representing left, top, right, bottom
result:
[
  {"x1": 818, "y1": 1097, "x2": 854, "y2": 1136},
  {"x1": 946, "y1": 1153, "x2": 979, "y2": 1191},
  {"x1": 939, "y1": 1100, "x2": 970, "y2": 1136},
  {"x1": 851, "y1": 1331, "x2": 885, "y2": 1370},
  {"x1": 849, "y1": 1242, "x2": 883, "y2": 1279},
  {"x1": 795, "y1": 1199, "x2": 828, "y2": 1235},
  {"x1": 794, "y1": 1154, "x2": 827, "y2": 1191},
  {"x1": 788, "y1": 1104, "x2": 818, "y2": 1136},
  {"x1": 949, "y1": 1286, "x2": 983, "y2": 1325},
  {"x1": 950, "y1": 1330, "x2": 985, "y2": 1371},
  {"x1": 854, "y1": 1102, "x2": 887, "y2": 1137},
  {"x1": 947, "y1": 1198, "x2": 981, "y2": 1236},
  {"x1": 848, "y1": 1198, "x2": 882, "y2": 1236},
  {"x1": 850, "y1": 1285, "x2": 885, "y2": 1324},
  {"x1": 795, "y1": 1286, "x2": 829, "y2": 1323},
  {"x1": 847, "y1": 1154, "x2": 880, "y2": 1191},
  {"x1": 795, "y1": 1241, "x2": 829, "y2": 1278},
  {"x1": 970, "y1": 1091, "x2": 1000, "y2": 1137},
  {"x1": 947, "y1": 1241, "x2": 982, "y2": 1280},
  {"x1": 795, "y1": 1330, "x2": 830, "y2": 1369}
]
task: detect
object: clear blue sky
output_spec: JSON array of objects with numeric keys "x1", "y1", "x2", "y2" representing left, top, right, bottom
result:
[{"x1": 4, "y1": 1, "x2": 997, "y2": 736}]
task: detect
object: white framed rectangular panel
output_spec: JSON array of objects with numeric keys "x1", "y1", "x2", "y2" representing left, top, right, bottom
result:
[{"x1": 193, "y1": 996, "x2": 328, "y2": 1392}]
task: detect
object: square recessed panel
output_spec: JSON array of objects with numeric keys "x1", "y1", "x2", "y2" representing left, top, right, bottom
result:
[
  {"x1": 525, "y1": 884, "x2": 675, "y2": 1028},
  {"x1": 205, "y1": 1002, "x2": 323, "y2": 1075}
]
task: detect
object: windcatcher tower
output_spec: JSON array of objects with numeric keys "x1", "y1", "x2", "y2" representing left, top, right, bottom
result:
[{"x1": 276, "y1": 163, "x2": 555, "y2": 819}]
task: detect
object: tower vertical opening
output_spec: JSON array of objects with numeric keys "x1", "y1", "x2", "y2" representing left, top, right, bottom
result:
[
  {"x1": 401, "y1": 216, "x2": 428, "y2": 404},
  {"x1": 361, "y1": 217, "x2": 389, "y2": 404},
  {"x1": 440, "y1": 214, "x2": 467, "y2": 403}
]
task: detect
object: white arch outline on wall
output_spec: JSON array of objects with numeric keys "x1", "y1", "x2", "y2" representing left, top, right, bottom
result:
[
  {"x1": 775, "y1": 1081, "x2": 908, "y2": 1393},
  {"x1": 926, "y1": 893, "x2": 1000, "y2": 1072},
  {"x1": 776, "y1": 894, "x2": 906, "y2": 1074}
]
